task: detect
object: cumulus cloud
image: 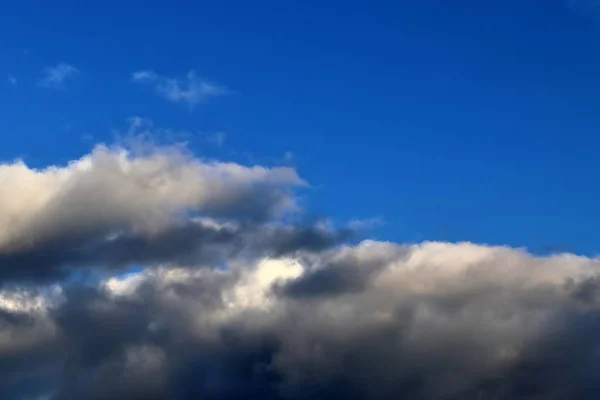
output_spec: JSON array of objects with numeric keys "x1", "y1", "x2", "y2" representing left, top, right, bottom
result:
[
  {"x1": 132, "y1": 70, "x2": 229, "y2": 109},
  {"x1": 0, "y1": 141, "x2": 311, "y2": 282},
  {"x1": 38, "y1": 63, "x2": 79, "y2": 89},
  {"x1": 2, "y1": 242, "x2": 600, "y2": 399},
  {"x1": 4, "y1": 136, "x2": 600, "y2": 399}
]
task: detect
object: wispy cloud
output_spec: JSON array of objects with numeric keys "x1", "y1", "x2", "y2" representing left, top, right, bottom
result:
[
  {"x1": 283, "y1": 151, "x2": 294, "y2": 163},
  {"x1": 206, "y1": 131, "x2": 227, "y2": 147},
  {"x1": 7, "y1": 75, "x2": 16, "y2": 86},
  {"x1": 121, "y1": 116, "x2": 194, "y2": 145},
  {"x1": 347, "y1": 217, "x2": 385, "y2": 230},
  {"x1": 132, "y1": 69, "x2": 230, "y2": 109},
  {"x1": 39, "y1": 62, "x2": 79, "y2": 89}
]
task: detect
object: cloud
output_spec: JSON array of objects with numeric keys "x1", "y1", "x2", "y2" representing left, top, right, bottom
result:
[
  {"x1": 2, "y1": 241, "x2": 600, "y2": 399},
  {"x1": 132, "y1": 70, "x2": 229, "y2": 109},
  {"x1": 347, "y1": 217, "x2": 385, "y2": 230},
  {"x1": 206, "y1": 131, "x2": 227, "y2": 147},
  {"x1": 6, "y1": 133, "x2": 600, "y2": 398},
  {"x1": 283, "y1": 151, "x2": 294, "y2": 162},
  {"x1": 8, "y1": 75, "x2": 17, "y2": 86},
  {"x1": 0, "y1": 140, "x2": 309, "y2": 283},
  {"x1": 38, "y1": 63, "x2": 79, "y2": 89}
]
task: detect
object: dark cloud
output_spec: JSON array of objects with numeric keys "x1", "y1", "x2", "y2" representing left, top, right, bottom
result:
[
  {"x1": 279, "y1": 263, "x2": 369, "y2": 298},
  {"x1": 1, "y1": 242, "x2": 599, "y2": 399},
  {"x1": 278, "y1": 255, "x2": 385, "y2": 298},
  {"x1": 0, "y1": 220, "x2": 350, "y2": 284},
  {"x1": 277, "y1": 242, "x2": 406, "y2": 298},
  {"x1": 568, "y1": 275, "x2": 600, "y2": 305}
]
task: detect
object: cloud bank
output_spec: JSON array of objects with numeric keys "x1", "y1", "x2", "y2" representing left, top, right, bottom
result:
[{"x1": 2, "y1": 140, "x2": 600, "y2": 399}]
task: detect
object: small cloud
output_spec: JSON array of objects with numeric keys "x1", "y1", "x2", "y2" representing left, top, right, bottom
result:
[
  {"x1": 131, "y1": 70, "x2": 157, "y2": 82},
  {"x1": 81, "y1": 133, "x2": 94, "y2": 141},
  {"x1": 284, "y1": 151, "x2": 294, "y2": 162},
  {"x1": 347, "y1": 217, "x2": 385, "y2": 230},
  {"x1": 119, "y1": 117, "x2": 193, "y2": 147},
  {"x1": 39, "y1": 62, "x2": 79, "y2": 89},
  {"x1": 127, "y1": 116, "x2": 153, "y2": 133},
  {"x1": 132, "y1": 69, "x2": 230, "y2": 109},
  {"x1": 60, "y1": 124, "x2": 74, "y2": 133},
  {"x1": 206, "y1": 131, "x2": 227, "y2": 147},
  {"x1": 7, "y1": 75, "x2": 16, "y2": 86},
  {"x1": 23, "y1": 49, "x2": 30, "y2": 56}
]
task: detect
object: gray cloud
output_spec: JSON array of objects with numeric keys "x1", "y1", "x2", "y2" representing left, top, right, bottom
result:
[
  {"x1": 5, "y1": 140, "x2": 600, "y2": 399},
  {"x1": 277, "y1": 242, "x2": 405, "y2": 298},
  {"x1": 1, "y1": 241, "x2": 600, "y2": 399},
  {"x1": 0, "y1": 219, "x2": 351, "y2": 284}
]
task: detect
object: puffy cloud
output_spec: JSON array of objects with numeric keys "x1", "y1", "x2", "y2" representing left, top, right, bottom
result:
[
  {"x1": 1, "y1": 241, "x2": 600, "y2": 399},
  {"x1": 132, "y1": 70, "x2": 229, "y2": 109},
  {"x1": 5, "y1": 137, "x2": 600, "y2": 399},
  {"x1": 0, "y1": 143, "x2": 306, "y2": 282}
]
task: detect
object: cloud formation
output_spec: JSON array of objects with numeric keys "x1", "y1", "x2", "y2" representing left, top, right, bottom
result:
[
  {"x1": 132, "y1": 70, "x2": 229, "y2": 108},
  {"x1": 0, "y1": 142, "x2": 306, "y2": 282},
  {"x1": 3, "y1": 240, "x2": 600, "y2": 399},
  {"x1": 39, "y1": 63, "x2": 79, "y2": 89},
  {"x1": 4, "y1": 139, "x2": 600, "y2": 399}
]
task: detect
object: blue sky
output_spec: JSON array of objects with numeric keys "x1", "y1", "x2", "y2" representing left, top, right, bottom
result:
[{"x1": 2, "y1": 0, "x2": 600, "y2": 255}]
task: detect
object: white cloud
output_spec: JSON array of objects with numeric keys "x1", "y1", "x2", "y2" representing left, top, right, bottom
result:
[
  {"x1": 132, "y1": 69, "x2": 229, "y2": 109},
  {"x1": 38, "y1": 62, "x2": 79, "y2": 89},
  {"x1": 0, "y1": 141, "x2": 304, "y2": 253}
]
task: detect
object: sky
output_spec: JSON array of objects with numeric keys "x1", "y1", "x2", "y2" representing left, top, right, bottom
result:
[
  {"x1": 4, "y1": 1, "x2": 600, "y2": 399},
  {"x1": 2, "y1": 0, "x2": 600, "y2": 255}
]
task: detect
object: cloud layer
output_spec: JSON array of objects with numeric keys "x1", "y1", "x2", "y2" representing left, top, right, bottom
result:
[
  {"x1": 3, "y1": 141, "x2": 600, "y2": 399},
  {"x1": 3, "y1": 241, "x2": 600, "y2": 399}
]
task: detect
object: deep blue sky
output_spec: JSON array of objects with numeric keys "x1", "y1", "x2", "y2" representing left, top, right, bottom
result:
[{"x1": 2, "y1": 0, "x2": 600, "y2": 255}]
